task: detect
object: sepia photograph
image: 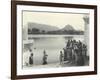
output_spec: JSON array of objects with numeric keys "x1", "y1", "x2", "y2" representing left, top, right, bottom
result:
[
  {"x1": 22, "y1": 11, "x2": 89, "y2": 69},
  {"x1": 11, "y1": 1, "x2": 97, "y2": 79}
]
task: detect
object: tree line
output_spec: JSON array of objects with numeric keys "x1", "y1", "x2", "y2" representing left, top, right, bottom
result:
[{"x1": 28, "y1": 28, "x2": 84, "y2": 35}]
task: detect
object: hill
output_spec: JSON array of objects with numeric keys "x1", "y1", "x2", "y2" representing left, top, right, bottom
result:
[
  {"x1": 28, "y1": 22, "x2": 59, "y2": 32},
  {"x1": 61, "y1": 24, "x2": 75, "y2": 31}
]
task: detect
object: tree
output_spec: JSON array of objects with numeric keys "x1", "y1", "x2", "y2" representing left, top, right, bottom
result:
[
  {"x1": 28, "y1": 28, "x2": 32, "y2": 34},
  {"x1": 42, "y1": 30, "x2": 45, "y2": 33},
  {"x1": 32, "y1": 28, "x2": 40, "y2": 34}
]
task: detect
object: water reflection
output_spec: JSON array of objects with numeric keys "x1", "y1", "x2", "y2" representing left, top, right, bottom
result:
[{"x1": 23, "y1": 35, "x2": 84, "y2": 67}]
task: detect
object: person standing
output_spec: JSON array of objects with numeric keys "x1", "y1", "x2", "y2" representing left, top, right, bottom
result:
[
  {"x1": 43, "y1": 50, "x2": 48, "y2": 65},
  {"x1": 29, "y1": 49, "x2": 34, "y2": 65},
  {"x1": 63, "y1": 48, "x2": 67, "y2": 61},
  {"x1": 60, "y1": 51, "x2": 64, "y2": 64}
]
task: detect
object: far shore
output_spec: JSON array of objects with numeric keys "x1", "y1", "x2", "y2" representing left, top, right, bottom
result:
[{"x1": 28, "y1": 34, "x2": 84, "y2": 38}]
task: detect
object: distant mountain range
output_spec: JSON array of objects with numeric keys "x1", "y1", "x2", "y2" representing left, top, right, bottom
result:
[
  {"x1": 27, "y1": 22, "x2": 84, "y2": 35},
  {"x1": 28, "y1": 22, "x2": 59, "y2": 32}
]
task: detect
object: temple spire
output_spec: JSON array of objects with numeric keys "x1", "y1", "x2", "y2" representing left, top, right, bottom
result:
[{"x1": 83, "y1": 15, "x2": 89, "y2": 24}]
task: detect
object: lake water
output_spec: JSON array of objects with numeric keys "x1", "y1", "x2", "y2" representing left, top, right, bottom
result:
[{"x1": 23, "y1": 35, "x2": 84, "y2": 67}]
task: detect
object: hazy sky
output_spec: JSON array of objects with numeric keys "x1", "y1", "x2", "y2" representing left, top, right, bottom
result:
[{"x1": 23, "y1": 11, "x2": 88, "y2": 31}]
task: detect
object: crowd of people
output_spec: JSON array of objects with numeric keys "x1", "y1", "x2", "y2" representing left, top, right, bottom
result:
[{"x1": 60, "y1": 39, "x2": 88, "y2": 66}]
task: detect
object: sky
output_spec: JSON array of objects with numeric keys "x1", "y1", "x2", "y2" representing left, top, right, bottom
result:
[{"x1": 23, "y1": 11, "x2": 89, "y2": 31}]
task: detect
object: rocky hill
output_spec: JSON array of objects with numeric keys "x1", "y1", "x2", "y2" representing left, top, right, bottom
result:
[{"x1": 61, "y1": 24, "x2": 75, "y2": 31}]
